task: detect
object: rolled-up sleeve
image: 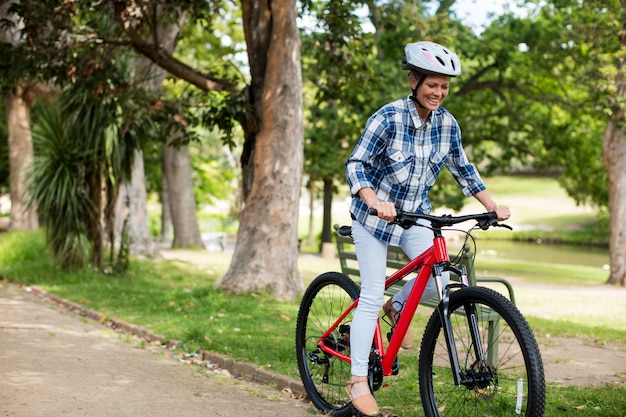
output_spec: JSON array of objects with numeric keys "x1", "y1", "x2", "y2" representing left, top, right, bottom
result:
[
  {"x1": 346, "y1": 114, "x2": 388, "y2": 196},
  {"x1": 446, "y1": 129, "x2": 486, "y2": 197}
]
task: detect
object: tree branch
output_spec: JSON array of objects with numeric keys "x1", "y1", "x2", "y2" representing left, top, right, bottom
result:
[
  {"x1": 111, "y1": 0, "x2": 237, "y2": 93},
  {"x1": 459, "y1": 78, "x2": 583, "y2": 108},
  {"x1": 130, "y1": 40, "x2": 236, "y2": 92}
]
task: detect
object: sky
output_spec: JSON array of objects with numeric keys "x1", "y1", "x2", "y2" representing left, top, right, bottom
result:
[
  {"x1": 349, "y1": 1, "x2": 527, "y2": 36},
  {"x1": 450, "y1": 0, "x2": 525, "y2": 33}
]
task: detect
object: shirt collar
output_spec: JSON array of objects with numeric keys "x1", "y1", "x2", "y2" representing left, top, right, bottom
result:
[{"x1": 407, "y1": 95, "x2": 435, "y2": 129}]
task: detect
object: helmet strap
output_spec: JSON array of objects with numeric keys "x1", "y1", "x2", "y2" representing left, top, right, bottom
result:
[{"x1": 409, "y1": 74, "x2": 427, "y2": 109}]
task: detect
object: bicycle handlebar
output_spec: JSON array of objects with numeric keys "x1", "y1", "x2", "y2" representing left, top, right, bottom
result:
[{"x1": 367, "y1": 208, "x2": 512, "y2": 231}]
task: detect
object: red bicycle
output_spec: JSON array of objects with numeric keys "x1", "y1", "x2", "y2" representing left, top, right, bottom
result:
[{"x1": 295, "y1": 210, "x2": 545, "y2": 416}]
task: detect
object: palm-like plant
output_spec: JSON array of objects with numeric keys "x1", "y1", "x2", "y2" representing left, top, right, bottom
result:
[
  {"x1": 28, "y1": 81, "x2": 139, "y2": 270},
  {"x1": 29, "y1": 100, "x2": 93, "y2": 268}
]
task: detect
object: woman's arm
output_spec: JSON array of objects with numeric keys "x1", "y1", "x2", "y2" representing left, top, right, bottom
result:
[{"x1": 473, "y1": 190, "x2": 511, "y2": 221}]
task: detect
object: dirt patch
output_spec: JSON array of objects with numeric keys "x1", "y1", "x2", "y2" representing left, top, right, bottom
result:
[
  {"x1": 501, "y1": 276, "x2": 626, "y2": 387},
  {"x1": 0, "y1": 217, "x2": 8, "y2": 232},
  {"x1": 539, "y1": 336, "x2": 626, "y2": 386}
]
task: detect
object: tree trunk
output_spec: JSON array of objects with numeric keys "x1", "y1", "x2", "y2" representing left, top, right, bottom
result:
[
  {"x1": 86, "y1": 170, "x2": 104, "y2": 270},
  {"x1": 217, "y1": 0, "x2": 304, "y2": 301},
  {"x1": 5, "y1": 84, "x2": 38, "y2": 231},
  {"x1": 160, "y1": 172, "x2": 173, "y2": 243},
  {"x1": 2, "y1": 3, "x2": 38, "y2": 231},
  {"x1": 112, "y1": 8, "x2": 184, "y2": 257},
  {"x1": 321, "y1": 178, "x2": 334, "y2": 244},
  {"x1": 319, "y1": 177, "x2": 334, "y2": 258},
  {"x1": 306, "y1": 180, "x2": 316, "y2": 246},
  {"x1": 114, "y1": 149, "x2": 157, "y2": 257},
  {"x1": 602, "y1": 120, "x2": 626, "y2": 286},
  {"x1": 162, "y1": 136, "x2": 205, "y2": 249},
  {"x1": 603, "y1": 7, "x2": 626, "y2": 286}
]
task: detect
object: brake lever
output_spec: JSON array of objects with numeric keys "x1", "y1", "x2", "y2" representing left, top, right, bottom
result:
[
  {"x1": 496, "y1": 223, "x2": 513, "y2": 230},
  {"x1": 479, "y1": 220, "x2": 513, "y2": 231}
]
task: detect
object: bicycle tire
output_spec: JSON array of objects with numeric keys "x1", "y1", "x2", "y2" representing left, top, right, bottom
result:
[
  {"x1": 296, "y1": 272, "x2": 360, "y2": 417},
  {"x1": 419, "y1": 286, "x2": 545, "y2": 417}
]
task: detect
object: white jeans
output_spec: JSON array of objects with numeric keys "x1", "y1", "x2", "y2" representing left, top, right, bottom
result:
[{"x1": 350, "y1": 220, "x2": 450, "y2": 376}]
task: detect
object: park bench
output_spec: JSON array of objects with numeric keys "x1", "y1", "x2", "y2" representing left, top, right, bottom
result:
[
  {"x1": 202, "y1": 232, "x2": 228, "y2": 252},
  {"x1": 333, "y1": 224, "x2": 516, "y2": 305},
  {"x1": 333, "y1": 224, "x2": 516, "y2": 362}
]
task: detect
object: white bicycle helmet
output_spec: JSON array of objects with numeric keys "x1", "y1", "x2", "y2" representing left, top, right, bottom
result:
[{"x1": 402, "y1": 41, "x2": 461, "y2": 77}]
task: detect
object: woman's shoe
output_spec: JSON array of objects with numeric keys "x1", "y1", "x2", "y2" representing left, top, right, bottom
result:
[
  {"x1": 383, "y1": 298, "x2": 413, "y2": 349},
  {"x1": 346, "y1": 377, "x2": 379, "y2": 416}
]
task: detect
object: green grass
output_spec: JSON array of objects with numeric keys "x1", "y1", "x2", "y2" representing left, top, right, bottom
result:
[{"x1": 474, "y1": 257, "x2": 607, "y2": 285}]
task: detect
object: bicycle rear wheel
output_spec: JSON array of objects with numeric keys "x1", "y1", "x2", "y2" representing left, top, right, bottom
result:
[
  {"x1": 295, "y1": 272, "x2": 360, "y2": 417},
  {"x1": 419, "y1": 286, "x2": 545, "y2": 417}
]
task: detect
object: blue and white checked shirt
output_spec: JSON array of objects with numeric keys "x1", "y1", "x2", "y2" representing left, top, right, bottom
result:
[{"x1": 346, "y1": 95, "x2": 486, "y2": 245}]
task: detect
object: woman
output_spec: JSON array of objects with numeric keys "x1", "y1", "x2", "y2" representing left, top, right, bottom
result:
[{"x1": 344, "y1": 41, "x2": 511, "y2": 416}]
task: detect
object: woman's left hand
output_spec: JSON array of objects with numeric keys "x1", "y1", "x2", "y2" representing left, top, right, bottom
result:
[{"x1": 494, "y1": 205, "x2": 511, "y2": 221}]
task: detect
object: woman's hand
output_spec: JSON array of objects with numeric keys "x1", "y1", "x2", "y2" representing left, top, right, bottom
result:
[
  {"x1": 357, "y1": 188, "x2": 397, "y2": 222},
  {"x1": 474, "y1": 190, "x2": 511, "y2": 222},
  {"x1": 494, "y1": 205, "x2": 511, "y2": 222},
  {"x1": 371, "y1": 201, "x2": 397, "y2": 222}
]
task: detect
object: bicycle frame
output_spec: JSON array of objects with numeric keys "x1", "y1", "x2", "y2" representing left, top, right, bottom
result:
[
  {"x1": 316, "y1": 233, "x2": 470, "y2": 377},
  {"x1": 298, "y1": 211, "x2": 545, "y2": 417}
]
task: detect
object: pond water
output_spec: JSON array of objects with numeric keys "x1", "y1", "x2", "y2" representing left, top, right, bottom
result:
[{"x1": 454, "y1": 239, "x2": 609, "y2": 269}]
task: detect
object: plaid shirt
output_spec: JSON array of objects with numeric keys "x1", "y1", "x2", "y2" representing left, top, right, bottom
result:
[{"x1": 346, "y1": 96, "x2": 486, "y2": 245}]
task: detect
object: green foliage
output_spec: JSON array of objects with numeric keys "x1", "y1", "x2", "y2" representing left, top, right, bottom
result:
[
  {"x1": 301, "y1": 0, "x2": 376, "y2": 185},
  {"x1": 199, "y1": 91, "x2": 250, "y2": 148},
  {"x1": 444, "y1": 0, "x2": 625, "y2": 210},
  {"x1": 164, "y1": 10, "x2": 249, "y2": 149},
  {"x1": 178, "y1": 4, "x2": 245, "y2": 83},
  {"x1": 29, "y1": 102, "x2": 93, "y2": 268},
  {"x1": 135, "y1": 9, "x2": 245, "y2": 212},
  {"x1": 28, "y1": 64, "x2": 152, "y2": 269},
  {"x1": 188, "y1": 128, "x2": 239, "y2": 207},
  {"x1": 3, "y1": 0, "x2": 620, "y2": 244}
]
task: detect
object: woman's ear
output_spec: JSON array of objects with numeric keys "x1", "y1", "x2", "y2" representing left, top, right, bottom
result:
[{"x1": 408, "y1": 73, "x2": 418, "y2": 90}]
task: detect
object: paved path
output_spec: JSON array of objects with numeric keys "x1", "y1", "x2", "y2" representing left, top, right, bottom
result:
[{"x1": 0, "y1": 284, "x2": 313, "y2": 417}]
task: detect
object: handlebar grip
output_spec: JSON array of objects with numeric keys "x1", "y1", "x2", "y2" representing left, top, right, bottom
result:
[{"x1": 368, "y1": 208, "x2": 378, "y2": 216}]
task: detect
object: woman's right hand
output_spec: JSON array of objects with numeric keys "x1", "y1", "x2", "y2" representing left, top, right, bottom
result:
[
  {"x1": 371, "y1": 200, "x2": 397, "y2": 222},
  {"x1": 358, "y1": 188, "x2": 397, "y2": 222}
]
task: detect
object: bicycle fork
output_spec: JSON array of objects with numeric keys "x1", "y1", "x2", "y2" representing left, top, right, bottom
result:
[{"x1": 434, "y1": 264, "x2": 490, "y2": 388}]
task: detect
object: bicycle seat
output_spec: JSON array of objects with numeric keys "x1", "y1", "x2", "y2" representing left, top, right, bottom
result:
[{"x1": 336, "y1": 225, "x2": 352, "y2": 236}]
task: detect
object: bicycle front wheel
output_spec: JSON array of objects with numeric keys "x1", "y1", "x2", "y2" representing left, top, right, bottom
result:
[
  {"x1": 295, "y1": 272, "x2": 360, "y2": 416},
  {"x1": 419, "y1": 286, "x2": 545, "y2": 417}
]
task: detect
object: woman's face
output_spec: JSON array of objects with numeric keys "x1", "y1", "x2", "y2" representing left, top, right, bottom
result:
[{"x1": 410, "y1": 74, "x2": 450, "y2": 112}]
